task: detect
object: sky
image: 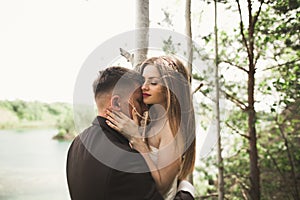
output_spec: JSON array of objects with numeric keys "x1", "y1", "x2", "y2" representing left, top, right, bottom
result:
[
  {"x1": 0, "y1": 0, "x2": 233, "y2": 103},
  {"x1": 0, "y1": 0, "x2": 136, "y2": 103}
]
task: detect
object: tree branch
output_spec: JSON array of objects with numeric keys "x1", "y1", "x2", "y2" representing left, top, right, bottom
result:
[
  {"x1": 225, "y1": 146, "x2": 243, "y2": 160},
  {"x1": 221, "y1": 60, "x2": 248, "y2": 73},
  {"x1": 220, "y1": 89, "x2": 247, "y2": 111},
  {"x1": 232, "y1": 173, "x2": 250, "y2": 199},
  {"x1": 253, "y1": 0, "x2": 264, "y2": 26},
  {"x1": 263, "y1": 58, "x2": 300, "y2": 71},
  {"x1": 225, "y1": 122, "x2": 250, "y2": 139},
  {"x1": 192, "y1": 83, "x2": 204, "y2": 95},
  {"x1": 262, "y1": 147, "x2": 285, "y2": 181},
  {"x1": 236, "y1": 0, "x2": 250, "y2": 57},
  {"x1": 254, "y1": 50, "x2": 261, "y2": 69}
]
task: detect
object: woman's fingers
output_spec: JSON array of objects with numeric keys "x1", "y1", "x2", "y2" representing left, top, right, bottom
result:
[
  {"x1": 106, "y1": 119, "x2": 132, "y2": 140},
  {"x1": 116, "y1": 111, "x2": 132, "y2": 122},
  {"x1": 106, "y1": 120, "x2": 121, "y2": 132},
  {"x1": 106, "y1": 115, "x2": 119, "y2": 126},
  {"x1": 106, "y1": 110, "x2": 121, "y2": 121}
]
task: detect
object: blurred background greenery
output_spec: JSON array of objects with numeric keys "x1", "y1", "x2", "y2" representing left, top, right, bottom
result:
[{"x1": 0, "y1": 100, "x2": 76, "y2": 140}]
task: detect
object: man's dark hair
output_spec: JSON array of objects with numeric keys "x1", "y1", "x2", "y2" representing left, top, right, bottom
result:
[{"x1": 93, "y1": 66, "x2": 144, "y2": 98}]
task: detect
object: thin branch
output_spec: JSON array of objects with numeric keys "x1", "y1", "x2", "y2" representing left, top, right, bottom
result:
[
  {"x1": 241, "y1": 187, "x2": 249, "y2": 200},
  {"x1": 232, "y1": 173, "x2": 250, "y2": 199},
  {"x1": 236, "y1": 0, "x2": 250, "y2": 57},
  {"x1": 220, "y1": 89, "x2": 247, "y2": 111},
  {"x1": 252, "y1": 1, "x2": 264, "y2": 70},
  {"x1": 225, "y1": 122, "x2": 250, "y2": 139},
  {"x1": 263, "y1": 58, "x2": 300, "y2": 71},
  {"x1": 192, "y1": 83, "x2": 204, "y2": 95},
  {"x1": 221, "y1": 60, "x2": 248, "y2": 73},
  {"x1": 253, "y1": 0, "x2": 264, "y2": 26},
  {"x1": 263, "y1": 147, "x2": 285, "y2": 181},
  {"x1": 225, "y1": 147, "x2": 243, "y2": 160},
  {"x1": 199, "y1": 90, "x2": 214, "y2": 103},
  {"x1": 253, "y1": 52, "x2": 260, "y2": 69}
]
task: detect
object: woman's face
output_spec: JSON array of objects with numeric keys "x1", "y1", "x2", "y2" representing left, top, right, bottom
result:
[{"x1": 141, "y1": 65, "x2": 166, "y2": 106}]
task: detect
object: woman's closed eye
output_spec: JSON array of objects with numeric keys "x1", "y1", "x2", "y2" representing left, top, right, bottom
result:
[{"x1": 145, "y1": 78, "x2": 161, "y2": 85}]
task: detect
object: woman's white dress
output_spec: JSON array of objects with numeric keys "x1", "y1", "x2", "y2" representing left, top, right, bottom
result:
[{"x1": 149, "y1": 146, "x2": 178, "y2": 200}]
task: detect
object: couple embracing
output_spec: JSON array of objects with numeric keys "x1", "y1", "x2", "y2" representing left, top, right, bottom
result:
[{"x1": 66, "y1": 56, "x2": 196, "y2": 200}]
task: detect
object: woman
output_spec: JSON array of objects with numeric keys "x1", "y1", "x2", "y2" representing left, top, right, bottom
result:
[{"x1": 106, "y1": 56, "x2": 196, "y2": 200}]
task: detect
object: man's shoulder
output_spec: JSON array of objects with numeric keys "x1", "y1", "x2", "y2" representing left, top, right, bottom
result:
[{"x1": 71, "y1": 120, "x2": 102, "y2": 143}]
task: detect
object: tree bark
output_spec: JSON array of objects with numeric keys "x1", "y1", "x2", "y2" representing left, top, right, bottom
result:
[
  {"x1": 236, "y1": 0, "x2": 261, "y2": 199},
  {"x1": 246, "y1": 0, "x2": 260, "y2": 199},
  {"x1": 185, "y1": 0, "x2": 193, "y2": 184},
  {"x1": 214, "y1": 1, "x2": 224, "y2": 199},
  {"x1": 185, "y1": 0, "x2": 192, "y2": 83},
  {"x1": 135, "y1": 0, "x2": 149, "y2": 70}
]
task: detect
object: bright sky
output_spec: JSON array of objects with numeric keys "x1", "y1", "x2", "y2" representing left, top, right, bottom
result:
[
  {"x1": 0, "y1": 0, "x2": 235, "y2": 103},
  {"x1": 0, "y1": 0, "x2": 136, "y2": 103}
]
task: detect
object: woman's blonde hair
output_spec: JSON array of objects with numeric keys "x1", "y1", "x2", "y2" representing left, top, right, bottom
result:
[{"x1": 139, "y1": 55, "x2": 196, "y2": 181}]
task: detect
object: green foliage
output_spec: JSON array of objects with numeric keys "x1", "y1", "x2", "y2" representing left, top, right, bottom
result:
[
  {"x1": 55, "y1": 105, "x2": 76, "y2": 139},
  {"x1": 0, "y1": 100, "x2": 76, "y2": 140},
  {"x1": 258, "y1": 100, "x2": 300, "y2": 199},
  {"x1": 157, "y1": 0, "x2": 300, "y2": 198},
  {"x1": 162, "y1": 36, "x2": 177, "y2": 54},
  {"x1": 160, "y1": 8, "x2": 174, "y2": 27},
  {"x1": 258, "y1": 6, "x2": 300, "y2": 198},
  {"x1": 194, "y1": 0, "x2": 300, "y2": 199},
  {"x1": 194, "y1": 155, "x2": 218, "y2": 197}
]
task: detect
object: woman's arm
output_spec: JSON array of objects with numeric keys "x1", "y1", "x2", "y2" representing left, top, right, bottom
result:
[
  {"x1": 135, "y1": 137, "x2": 181, "y2": 195},
  {"x1": 106, "y1": 109, "x2": 181, "y2": 195}
]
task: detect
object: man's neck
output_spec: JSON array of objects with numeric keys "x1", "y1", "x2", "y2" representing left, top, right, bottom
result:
[{"x1": 97, "y1": 111, "x2": 106, "y2": 118}]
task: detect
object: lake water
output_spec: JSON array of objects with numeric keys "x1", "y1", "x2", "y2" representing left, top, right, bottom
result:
[{"x1": 0, "y1": 129, "x2": 72, "y2": 200}]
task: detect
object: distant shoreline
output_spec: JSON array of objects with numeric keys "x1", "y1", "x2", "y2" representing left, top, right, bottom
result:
[{"x1": 0, "y1": 100, "x2": 76, "y2": 140}]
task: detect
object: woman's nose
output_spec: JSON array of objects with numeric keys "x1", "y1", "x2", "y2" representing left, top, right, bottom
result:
[{"x1": 141, "y1": 83, "x2": 148, "y2": 91}]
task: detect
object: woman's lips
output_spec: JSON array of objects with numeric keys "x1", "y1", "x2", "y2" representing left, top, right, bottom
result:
[{"x1": 143, "y1": 93, "x2": 151, "y2": 98}]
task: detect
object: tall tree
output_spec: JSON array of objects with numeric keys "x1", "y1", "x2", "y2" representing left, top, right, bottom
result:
[
  {"x1": 135, "y1": 0, "x2": 149, "y2": 70},
  {"x1": 185, "y1": 0, "x2": 193, "y2": 83},
  {"x1": 185, "y1": 0, "x2": 195, "y2": 185},
  {"x1": 234, "y1": 1, "x2": 264, "y2": 199},
  {"x1": 214, "y1": 1, "x2": 224, "y2": 200}
]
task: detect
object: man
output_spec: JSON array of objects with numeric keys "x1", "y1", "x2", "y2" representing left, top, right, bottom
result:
[{"x1": 66, "y1": 66, "x2": 194, "y2": 200}]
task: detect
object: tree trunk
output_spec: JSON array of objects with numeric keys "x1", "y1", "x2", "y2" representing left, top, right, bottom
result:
[
  {"x1": 248, "y1": 67, "x2": 260, "y2": 200},
  {"x1": 247, "y1": 1, "x2": 260, "y2": 199},
  {"x1": 135, "y1": 0, "x2": 149, "y2": 70},
  {"x1": 214, "y1": 1, "x2": 224, "y2": 199},
  {"x1": 185, "y1": 0, "x2": 192, "y2": 83},
  {"x1": 185, "y1": 0, "x2": 194, "y2": 185},
  {"x1": 236, "y1": 0, "x2": 261, "y2": 198}
]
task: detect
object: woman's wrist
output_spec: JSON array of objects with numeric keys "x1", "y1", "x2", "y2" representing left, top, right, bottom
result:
[{"x1": 133, "y1": 140, "x2": 150, "y2": 153}]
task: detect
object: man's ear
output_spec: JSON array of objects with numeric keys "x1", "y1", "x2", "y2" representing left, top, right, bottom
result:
[{"x1": 111, "y1": 95, "x2": 121, "y2": 111}]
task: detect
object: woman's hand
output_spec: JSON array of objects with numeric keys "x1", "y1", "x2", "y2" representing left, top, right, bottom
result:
[
  {"x1": 105, "y1": 109, "x2": 139, "y2": 138},
  {"x1": 105, "y1": 109, "x2": 150, "y2": 153}
]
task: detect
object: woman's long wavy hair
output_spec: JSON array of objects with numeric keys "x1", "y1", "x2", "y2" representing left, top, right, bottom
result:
[{"x1": 139, "y1": 55, "x2": 196, "y2": 181}]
